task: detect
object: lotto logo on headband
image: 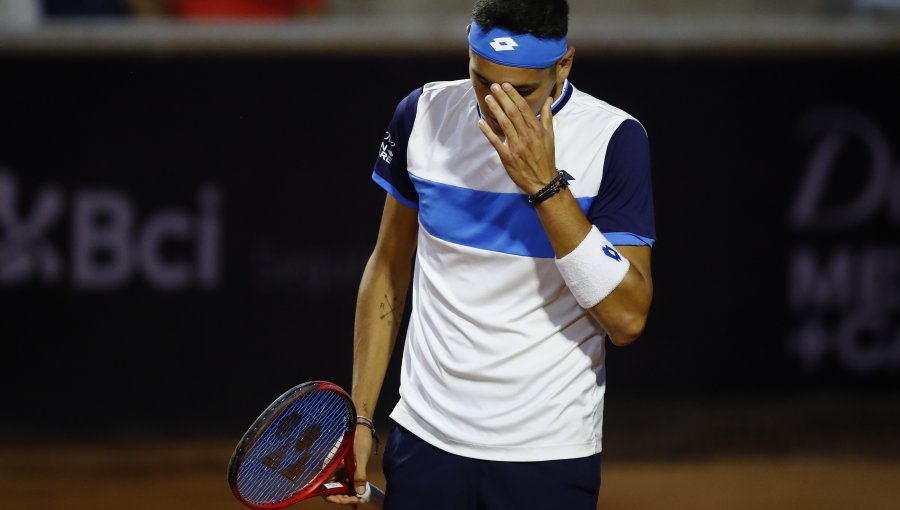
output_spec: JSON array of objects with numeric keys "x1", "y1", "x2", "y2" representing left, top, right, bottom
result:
[
  {"x1": 469, "y1": 21, "x2": 567, "y2": 69},
  {"x1": 490, "y1": 37, "x2": 519, "y2": 52}
]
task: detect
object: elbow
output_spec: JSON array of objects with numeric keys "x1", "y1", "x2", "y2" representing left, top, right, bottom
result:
[{"x1": 606, "y1": 313, "x2": 647, "y2": 347}]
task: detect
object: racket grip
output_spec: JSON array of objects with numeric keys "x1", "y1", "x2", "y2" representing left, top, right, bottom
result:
[
  {"x1": 360, "y1": 482, "x2": 385, "y2": 510},
  {"x1": 358, "y1": 481, "x2": 372, "y2": 501}
]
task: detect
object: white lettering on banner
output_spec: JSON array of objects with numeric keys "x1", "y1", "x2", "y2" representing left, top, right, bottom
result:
[
  {"x1": 0, "y1": 169, "x2": 222, "y2": 291},
  {"x1": 790, "y1": 110, "x2": 900, "y2": 230},
  {"x1": 788, "y1": 109, "x2": 900, "y2": 373},
  {"x1": 252, "y1": 244, "x2": 368, "y2": 295},
  {"x1": 0, "y1": 172, "x2": 64, "y2": 285},
  {"x1": 72, "y1": 189, "x2": 135, "y2": 288}
]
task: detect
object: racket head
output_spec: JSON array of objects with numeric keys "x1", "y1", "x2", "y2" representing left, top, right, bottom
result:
[{"x1": 228, "y1": 381, "x2": 357, "y2": 509}]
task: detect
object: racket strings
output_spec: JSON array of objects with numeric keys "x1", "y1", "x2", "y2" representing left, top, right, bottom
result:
[
  {"x1": 277, "y1": 424, "x2": 321, "y2": 481},
  {"x1": 243, "y1": 403, "x2": 346, "y2": 502},
  {"x1": 241, "y1": 394, "x2": 348, "y2": 502},
  {"x1": 260, "y1": 412, "x2": 306, "y2": 470},
  {"x1": 237, "y1": 390, "x2": 353, "y2": 505}
]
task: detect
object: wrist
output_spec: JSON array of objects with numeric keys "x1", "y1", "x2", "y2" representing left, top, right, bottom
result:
[
  {"x1": 555, "y1": 226, "x2": 631, "y2": 308},
  {"x1": 355, "y1": 415, "x2": 380, "y2": 454},
  {"x1": 527, "y1": 170, "x2": 572, "y2": 206},
  {"x1": 523, "y1": 174, "x2": 557, "y2": 196}
]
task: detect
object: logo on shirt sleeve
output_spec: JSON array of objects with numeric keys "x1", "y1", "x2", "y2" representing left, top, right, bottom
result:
[{"x1": 379, "y1": 132, "x2": 396, "y2": 164}]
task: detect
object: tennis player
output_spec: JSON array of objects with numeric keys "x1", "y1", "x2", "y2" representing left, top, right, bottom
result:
[{"x1": 327, "y1": 1, "x2": 655, "y2": 508}]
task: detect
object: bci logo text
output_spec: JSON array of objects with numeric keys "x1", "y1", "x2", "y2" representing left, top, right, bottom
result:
[
  {"x1": 788, "y1": 109, "x2": 900, "y2": 373},
  {"x1": 0, "y1": 170, "x2": 222, "y2": 291}
]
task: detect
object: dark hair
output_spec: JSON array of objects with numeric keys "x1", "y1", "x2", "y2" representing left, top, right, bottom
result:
[{"x1": 472, "y1": 0, "x2": 569, "y2": 39}]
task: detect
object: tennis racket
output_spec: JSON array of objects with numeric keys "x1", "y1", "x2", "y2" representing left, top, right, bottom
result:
[{"x1": 228, "y1": 380, "x2": 385, "y2": 509}]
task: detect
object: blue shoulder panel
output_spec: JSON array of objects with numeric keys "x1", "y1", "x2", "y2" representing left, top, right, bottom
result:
[
  {"x1": 587, "y1": 119, "x2": 656, "y2": 246},
  {"x1": 372, "y1": 87, "x2": 424, "y2": 206}
]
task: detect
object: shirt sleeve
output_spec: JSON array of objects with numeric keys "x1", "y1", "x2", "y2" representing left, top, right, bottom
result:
[
  {"x1": 586, "y1": 118, "x2": 657, "y2": 247},
  {"x1": 372, "y1": 87, "x2": 424, "y2": 209}
]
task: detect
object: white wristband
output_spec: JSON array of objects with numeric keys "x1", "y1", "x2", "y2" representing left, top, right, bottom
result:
[{"x1": 555, "y1": 226, "x2": 630, "y2": 309}]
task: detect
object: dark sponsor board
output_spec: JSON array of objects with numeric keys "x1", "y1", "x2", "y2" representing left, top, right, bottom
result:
[{"x1": 1, "y1": 53, "x2": 898, "y2": 433}]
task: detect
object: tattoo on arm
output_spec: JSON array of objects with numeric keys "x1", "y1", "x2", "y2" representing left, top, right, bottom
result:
[{"x1": 378, "y1": 293, "x2": 401, "y2": 327}]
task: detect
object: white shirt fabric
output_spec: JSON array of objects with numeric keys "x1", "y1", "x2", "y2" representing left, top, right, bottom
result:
[{"x1": 372, "y1": 78, "x2": 655, "y2": 462}]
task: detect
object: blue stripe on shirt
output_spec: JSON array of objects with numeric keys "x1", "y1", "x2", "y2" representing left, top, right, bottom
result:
[
  {"x1": 373, "y1": 170, "x2": 420, "y2": 209},
  {"x1": 411, "y1": 174, "x2": 654, "y2": 257}
]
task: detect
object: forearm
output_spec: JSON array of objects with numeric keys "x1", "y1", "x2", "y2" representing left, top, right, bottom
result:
[
  {"x1": 587, "y1": 255, "x2": 652, "y2": 346},
  {"x1": 476, "y1": 81, "x2": 653, "y2": 347},
  {"x1": 350, "y1": 195, "x2": 418, "y2": 419},
  {"x1": 351, "y1": 252, "x2": 410, "y2": 419},
  {"x1": 533, "y1": 187, "x2": 592, "y2": 257},
  {"x1": 535, "y1": 189, "x2": 653, "y2": 346}
]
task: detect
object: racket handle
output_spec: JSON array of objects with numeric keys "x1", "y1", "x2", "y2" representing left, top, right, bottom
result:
[{"x1": 360, "y1": 482, "x2": 385, "y2": 510}]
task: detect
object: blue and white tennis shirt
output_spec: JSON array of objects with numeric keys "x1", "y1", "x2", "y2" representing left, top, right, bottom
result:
[{"x1": 373, "y1": 79, "x2": 655, "y2": 462}]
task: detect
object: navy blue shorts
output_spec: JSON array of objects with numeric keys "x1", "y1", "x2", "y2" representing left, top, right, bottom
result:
[{"x1": 382, "y1": 425, "x2": 601, "y2": 510}]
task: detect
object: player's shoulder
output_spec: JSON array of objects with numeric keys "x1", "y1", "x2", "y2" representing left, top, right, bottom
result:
[
  {"x1": 393, "y1": 79, "x2": 473, "y2": 119},
  {"x1": 421, "y1": 78, "x2": 472, "y2": 96},
  {"x1": 397, "y1": 79, "x2": 470, "y2": 101},
  {"x1": 389, "y1": 79, "x2": 470, "y2": 125},
  {"x1": 419, "y1": 79, "x2": 472, "y2": 106},
  {"x1": 414, "y1": 79, "x2": 473, "y2": 107},
  {"x1": 393, "y1": 79, "x2": 470, "y2": 109},
  {"x1": 567, "y1": 84, "x2": 646, "y2": 134}
]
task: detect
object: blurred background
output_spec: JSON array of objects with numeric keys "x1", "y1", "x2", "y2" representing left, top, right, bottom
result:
[{"x1": 1, "y1": 0, "x2": 899, "y2": 509}]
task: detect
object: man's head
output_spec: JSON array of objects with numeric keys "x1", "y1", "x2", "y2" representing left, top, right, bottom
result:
[
  {"x1": 468, "y1": 0, "x2": 573, "y2": 135},
  {"x1": 472, "y1": 0, "x2": 568, "y2": 40}
]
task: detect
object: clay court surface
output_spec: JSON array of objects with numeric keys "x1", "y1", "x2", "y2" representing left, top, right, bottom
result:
[
  {"x1": 3, "y1": 439, "x2": 900, "y2": 510},
  {"x1": 4, "y1": 396, "x2": 899, "y2": 509}
]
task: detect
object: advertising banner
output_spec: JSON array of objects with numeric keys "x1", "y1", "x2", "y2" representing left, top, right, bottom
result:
[{"x1": 1, "y1": 54, "x2": 898, "y2": 432}]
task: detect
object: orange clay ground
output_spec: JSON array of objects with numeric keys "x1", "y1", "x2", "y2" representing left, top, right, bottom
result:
[
  {"x1": 4, "y1": 395, "x2": 899, "y2": 509},
  {"x1": 2, "y1": 439, "x2": 899, "y2": 510}
]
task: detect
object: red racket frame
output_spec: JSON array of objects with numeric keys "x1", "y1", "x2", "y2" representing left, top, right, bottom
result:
[{"x1": 228, "y1": 381, "x2": 359, "y2": 509}]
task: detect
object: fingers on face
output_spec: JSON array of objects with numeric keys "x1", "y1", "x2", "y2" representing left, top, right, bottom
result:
[
  {"x1": 490, "y1": 83, "x2": 532, "y2": 135},
  {"x1": 478, "y1": 118, "x2": 509, "y2": 157},
  {"x1": 484, "y1": 94, "x2": 517, "y2": 143},
  {"x1": 541, "y1": 96, "x2": 554, "y2": 132},
  {"x1": 502, "y1": 83, "x2": 535, "y2": 120}
]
